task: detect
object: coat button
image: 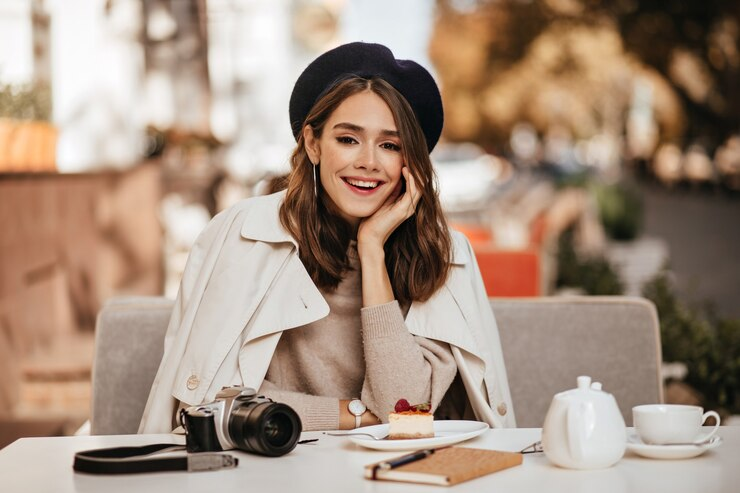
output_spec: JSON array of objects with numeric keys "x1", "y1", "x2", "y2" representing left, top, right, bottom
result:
[
  {"x1": 497, "y1": 402, "x2": 508, "y2": 416},
  {"x1": 186, "y1": 374, "x2": 200, "y2": 390}
]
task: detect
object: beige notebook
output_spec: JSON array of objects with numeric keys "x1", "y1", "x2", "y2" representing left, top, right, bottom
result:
[{"x1": 364, "y1": 447, "x2": 523, "y2": 486}]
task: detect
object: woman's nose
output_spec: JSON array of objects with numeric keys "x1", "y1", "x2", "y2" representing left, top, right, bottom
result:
[{"x1": 355, "y1": 144, "x2": 379, "y2": 170}]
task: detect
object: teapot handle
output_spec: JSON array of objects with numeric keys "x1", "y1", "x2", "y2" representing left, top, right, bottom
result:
[{"x1": 567, "y1": 402, "x2": 587, "y2": 462}]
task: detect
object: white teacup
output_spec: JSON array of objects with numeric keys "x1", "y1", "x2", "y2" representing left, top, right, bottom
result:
[{"x1": 632, "y1": 404, "x2": 721, "y2": 445}]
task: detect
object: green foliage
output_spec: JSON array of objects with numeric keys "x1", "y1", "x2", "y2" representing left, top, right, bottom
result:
[
  {"x1": 710, "y1": 318, "x2": 740, "y2": 413},
  {"x1": 592, "y1": 182, "x2": 643, "y2": 241},
  {"x1": 556, "y1": 228, "x2": 624, "y2": 295},
  {"x1": 643, "y1": 271, "x2": 740, "y2": 415},
  {"x1": 0, "y1": 83, "x2": 52, "y2": 121}
]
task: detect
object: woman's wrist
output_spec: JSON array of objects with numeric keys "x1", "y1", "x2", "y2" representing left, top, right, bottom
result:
[
  {"x1": 356, "y1": 239, "x2": 385, "y2": 264},
  {"x1": 338, "y1": 399, "x2": 381, "y2": 429},
  {"x1": 338, "y1": 399, "x2": 355, "y2": 429},
  {"x1": 362, "y1": 410, "x2": 381, "y2": 427},
  {"x1": 358, "y1": 241, "x2": 395, "y2": 306}
]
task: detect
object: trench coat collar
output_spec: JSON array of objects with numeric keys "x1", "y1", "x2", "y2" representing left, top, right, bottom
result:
[
  {"x1": 238, "y1": 190, "x2": 469, "y2": 266},
  {"x1": 239, "y1": 191, "x2": 297, "y2": 247}
]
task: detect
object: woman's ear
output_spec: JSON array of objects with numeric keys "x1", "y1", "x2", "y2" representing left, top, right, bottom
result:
[{"x1": 303, "y1": 125, "x2": 320, "y2": 164}]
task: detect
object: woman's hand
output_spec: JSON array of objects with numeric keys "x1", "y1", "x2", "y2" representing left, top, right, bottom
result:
[
  {"x1": 357, "y1": 166, "x2": 420, "y2": 252},
  {"x1": 357, "y1": 166, "x2": 420, "y2": 307}
]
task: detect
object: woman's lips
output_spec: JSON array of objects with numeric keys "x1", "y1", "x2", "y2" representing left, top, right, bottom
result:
[{"x1": 342, "y1": 177, "x2": 384, "y2": 194}]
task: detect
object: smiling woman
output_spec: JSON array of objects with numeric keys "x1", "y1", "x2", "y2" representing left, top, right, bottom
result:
[
  {"x1": 283, "y1": 77, "x2": 447, "y2": 307},
  {"x1": 138, "y1": 42, "x2": 516, "y2": 437}
]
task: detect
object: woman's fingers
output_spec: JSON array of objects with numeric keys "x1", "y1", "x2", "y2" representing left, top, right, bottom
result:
[
  {"x1": 386, "y1": 173, "x2": 404, "y2": 206},
  {"x1": 406, "y1": 167, "x2": 420, "y2": 210},
  {"x1": 357, "y1": 167, "x2": 421, "y2": 247},
  {"x1": 400, "y1": 166, "x2": 419, "y2": 217}
]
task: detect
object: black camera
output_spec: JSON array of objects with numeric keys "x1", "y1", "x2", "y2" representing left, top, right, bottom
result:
[{"x1": 180, "y1": 386, "x2": 302, "y2": 457}]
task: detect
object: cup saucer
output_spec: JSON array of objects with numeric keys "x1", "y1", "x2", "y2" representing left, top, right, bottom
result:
[{"x1": 626, "y1": 432, "x2": 723, "y2": 460}]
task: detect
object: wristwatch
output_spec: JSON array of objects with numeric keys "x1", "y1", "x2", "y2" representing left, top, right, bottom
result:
[{"x1": 348, "y1": 399, "x2": 366, "y2": 428}]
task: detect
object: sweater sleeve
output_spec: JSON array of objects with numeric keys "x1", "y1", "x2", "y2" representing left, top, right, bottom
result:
[
  {"x1": 258, "y1": 379, "x2": 340, "y2": 431},
  {"x1": 360, "y1": 300, "x2": 457, "y2": 422}
]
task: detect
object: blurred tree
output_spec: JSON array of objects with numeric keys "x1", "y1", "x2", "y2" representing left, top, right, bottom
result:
[
  {"x1": 0, "y1": 83, "x2": 52, "y2": 121},
  {"x1": 432, "y1": 0, "x2": 739, "y2": 152},
  {"x1": 614, "y1": 0, "x2": 740, "y2": 149},
  {"x1": 556, "y1": 228, "x2": 624, "y2": 295},
  {"x1": 643, "y1": 270, "x2": 740, "y2": 416},
  {"x1": 591, "y1": 181, "x2": 643, "y2": 241}
]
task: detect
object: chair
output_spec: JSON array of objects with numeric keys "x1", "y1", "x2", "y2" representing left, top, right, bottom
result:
[
  {"x1": 89, "y1": 295, "x2": 662, "y2": 433},
  {"x1": 452, "y1": 223, "x2": 543, "y2": 297},
  {"x1": 90, "y1": 296, "x2": 174, "y2": 435},
  {"x1": 492, "y1": 296, "x2": 663, "y2": 428},
  {"x1": 474, "y1": 246, "x2": 542, "y2": 297}
]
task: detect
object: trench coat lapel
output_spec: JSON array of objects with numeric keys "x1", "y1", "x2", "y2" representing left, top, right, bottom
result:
[
  {"x1": 234, "y1": 194, "x2": 331, "y2": 390},
  {"x1": 405, "y1": 237, "x2": 486, "y2": 363},
  {"x1": 244, "y1": 252, "x2": 330, "y2": 343},
  {"x1": 174, "y1": 240, "x2": 294, "y2": 404},
  {"x1": 236, "y1": 252, "x2": 331, "y2": 390},
  {"x1": 238, "y1": 193, "x2": 330, "y2": 342}
]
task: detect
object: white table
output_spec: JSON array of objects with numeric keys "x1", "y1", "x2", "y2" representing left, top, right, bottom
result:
[{"x1": 1, "y1": 427, "x2": 737, "y2": 493}]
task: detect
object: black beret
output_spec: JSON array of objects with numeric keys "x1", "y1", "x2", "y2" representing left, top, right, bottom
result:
[{"x1": 289, "y1": 42, "x2": 444, "y2": 153}]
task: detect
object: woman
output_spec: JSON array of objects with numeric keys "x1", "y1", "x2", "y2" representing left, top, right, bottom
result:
[{"x1": 139, "y1": 42, "x2": 515, "y2": 433}]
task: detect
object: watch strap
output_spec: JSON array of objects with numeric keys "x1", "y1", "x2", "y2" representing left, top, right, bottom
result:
[{"x1": 348, "y1": 399, "x2": 366, "y2": 428}]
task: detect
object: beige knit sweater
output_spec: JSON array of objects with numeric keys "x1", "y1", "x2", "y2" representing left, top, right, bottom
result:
[{"x1": 259, "y1": 244, "x2": 458, "y2": 431}]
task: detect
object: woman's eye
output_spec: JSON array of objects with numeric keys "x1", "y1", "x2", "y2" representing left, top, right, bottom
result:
[
  {"x1": 337, "y1": 136, "x2": 357, "y2": 144},
  {"x1": 382, "y1": 142, "x2": 401, "y2": 151}
]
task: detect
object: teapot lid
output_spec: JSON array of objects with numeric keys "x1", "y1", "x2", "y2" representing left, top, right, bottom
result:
[
  {"x1": 557, "y1": 375, "x2": 610, "y2": 400},
  {"x1": 577, "y1": 376, "x2": 593, "y2": 390}
]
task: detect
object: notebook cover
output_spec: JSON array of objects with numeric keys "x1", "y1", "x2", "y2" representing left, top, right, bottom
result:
[{"x1": 364, "y1": 447, "x2": 523, "y2": 486}]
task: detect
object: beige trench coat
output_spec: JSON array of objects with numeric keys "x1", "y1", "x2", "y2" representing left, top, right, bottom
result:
[{"x1": 138, "y1": 192, "x2": 516, "y2": 433}]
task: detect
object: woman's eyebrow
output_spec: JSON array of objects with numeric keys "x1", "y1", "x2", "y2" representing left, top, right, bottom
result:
[
  {"x1": 333, "y1": 122, "x2": 364, "y2": 132},
  {"x1": 333, "y1": 122, "x2": 399, "y2": 137}
]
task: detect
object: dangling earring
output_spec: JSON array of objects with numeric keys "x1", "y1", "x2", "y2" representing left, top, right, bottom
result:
[{"x1": 312, "y1": 162, "x2": 318, "y2": 198}]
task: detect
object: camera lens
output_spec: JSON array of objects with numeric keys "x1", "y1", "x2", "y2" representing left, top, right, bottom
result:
[
  {"x1": 228, "y1": 401, "x2": 302, "y2": 457},
  {"x1": 262, "y1": 412, "x2": 294, "y2": 447}
]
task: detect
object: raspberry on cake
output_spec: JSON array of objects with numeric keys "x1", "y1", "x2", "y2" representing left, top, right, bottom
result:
[{"x1": 388, "y1": 399, "x2": 434, "y2": 439}]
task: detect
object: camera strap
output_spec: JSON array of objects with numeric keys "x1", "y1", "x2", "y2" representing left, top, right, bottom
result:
[{"x1": 73, "y1": 443, "x2": 239, "y2": 475}]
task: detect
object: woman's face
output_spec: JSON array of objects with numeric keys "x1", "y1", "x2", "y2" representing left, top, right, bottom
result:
[{"x1": 304, "y1": 90, "x2": 404, "y2": 229}]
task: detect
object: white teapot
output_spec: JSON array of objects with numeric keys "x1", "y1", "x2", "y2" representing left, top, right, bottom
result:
[{"x1": 542, "y1": 375, "x2": 626, "y2": 469}]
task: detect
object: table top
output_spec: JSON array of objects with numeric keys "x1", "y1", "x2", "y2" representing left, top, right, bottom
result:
[{"x1": 1, "y1": 426, "x2": 737, "y2": 493}]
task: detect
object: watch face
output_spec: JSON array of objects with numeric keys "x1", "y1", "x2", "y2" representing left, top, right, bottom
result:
[{"x1": 348, "y1": 399, "x2": 366, "y2": 416}]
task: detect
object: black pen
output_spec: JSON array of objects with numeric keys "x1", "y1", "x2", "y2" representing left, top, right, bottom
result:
[
  {"x1": 372, "y1": 448, "x2": 435, "y2": 480},
  {"x1": 371, "y1": 448, "x2": 444, "y2": 480}
]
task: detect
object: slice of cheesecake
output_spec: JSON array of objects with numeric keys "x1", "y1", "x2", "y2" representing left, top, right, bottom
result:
[{"x1": 388, "y1": 399, "x2": 434, "y2": 440}]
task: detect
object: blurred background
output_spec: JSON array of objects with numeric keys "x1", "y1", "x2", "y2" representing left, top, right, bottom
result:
[{"x1": 0, "y1": 0, "x2": 738, "y2": 447}]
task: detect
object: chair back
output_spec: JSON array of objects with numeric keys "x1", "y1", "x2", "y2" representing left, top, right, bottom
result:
[
  {"x1": 90, "y1": 297, "x2": 173, "y2": 434},
  {"x1": 90, "y1": 295, "x2": 663, "y2": 433},
  {"x1": 492, "y1": 296, "x2": 663, "y2": 427}
]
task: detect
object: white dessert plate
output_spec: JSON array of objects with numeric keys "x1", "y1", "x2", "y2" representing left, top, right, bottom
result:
[
  {"x1": 626, "y1": 432, "x2": 723, "y2": 460},
  {"x1": 346, "y1": 420, "x2": 488, "y2": 451}
]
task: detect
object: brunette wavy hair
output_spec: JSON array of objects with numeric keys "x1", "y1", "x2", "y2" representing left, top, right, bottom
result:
[{"x1": 279, "y1": 77, "x2": 452, "y2": 305}]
